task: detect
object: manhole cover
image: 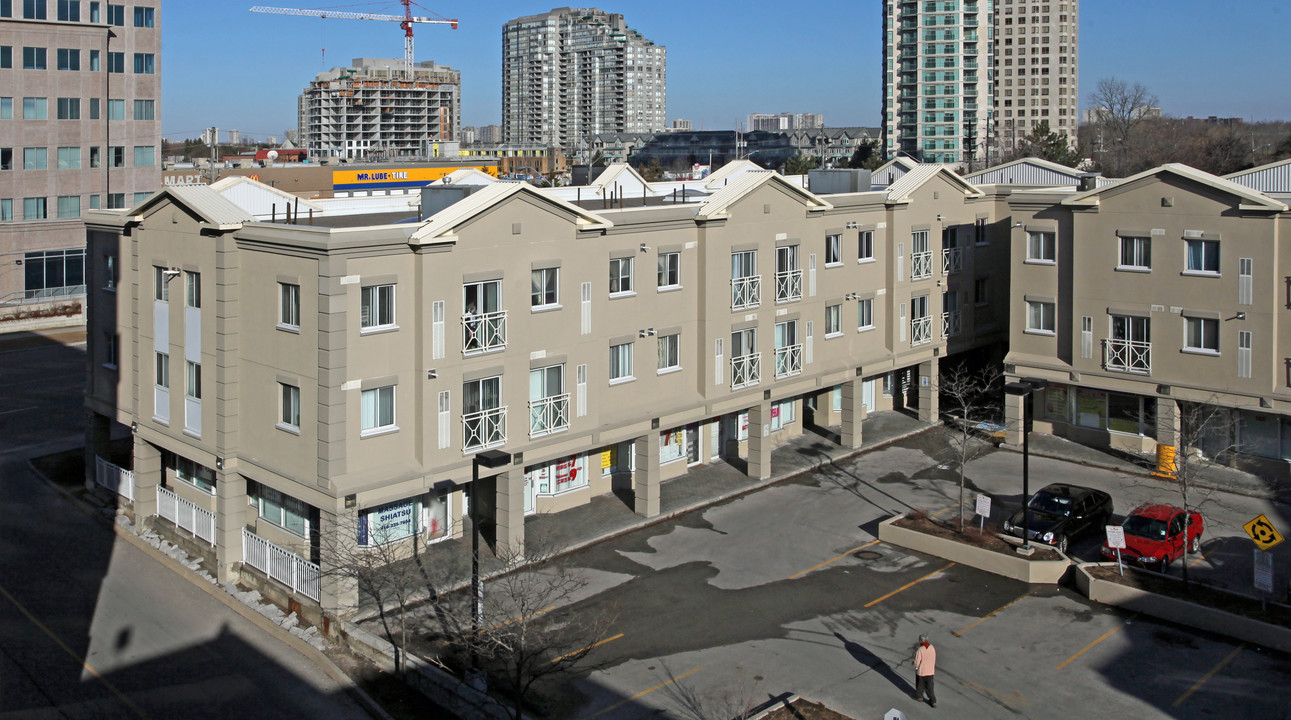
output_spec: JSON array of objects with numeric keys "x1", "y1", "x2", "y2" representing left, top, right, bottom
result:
[{"x1": 854, "y1": 550, "x2": 883, "y2": 560}]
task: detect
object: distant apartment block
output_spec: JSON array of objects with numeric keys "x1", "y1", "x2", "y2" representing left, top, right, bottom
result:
[
  {"x1": 297, "y1": 58, "x2": 461, "y2": 161},
  {"x1": 670, "y1": 118, "x2": 691, "y2": 131},
  {"x1": 747, "y1": 113, "x2": 824, "y2": 132},
  {"x1": 502, "y1": 7, "x2": 666, "y2": 157},
  {"x1": 882, "y1": 0, "x2": 1079, "y2": 164},
  {"x1": 0, "y1": 0, "x2": 161, "y2": 308}
]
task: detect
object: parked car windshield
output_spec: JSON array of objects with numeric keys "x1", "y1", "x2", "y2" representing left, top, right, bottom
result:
[
  {"x1": 1122, "y1": 514, "x2": 1167, "y2": 539},
  {"x1": 1027, "y1": 492, "x2": 1074, "y2": 516}
]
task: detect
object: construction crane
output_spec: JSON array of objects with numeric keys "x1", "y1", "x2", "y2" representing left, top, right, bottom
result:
[{"x1": 250, "y1": 2, "x2": 457, "y2": 79}]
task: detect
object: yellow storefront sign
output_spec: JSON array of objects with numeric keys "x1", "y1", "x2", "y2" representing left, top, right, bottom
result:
[{"x1": 331, "y1": 164, "x2": 497, "y2": 190}]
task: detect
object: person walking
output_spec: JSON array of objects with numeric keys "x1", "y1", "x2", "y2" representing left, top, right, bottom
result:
[{"x1": 913, "y1": 633, "x2": 937, "y2": 708}]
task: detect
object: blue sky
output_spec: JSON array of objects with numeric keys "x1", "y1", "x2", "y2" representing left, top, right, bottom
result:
[{"x1": 161, "y1": 1, "x2": 1291, "y2": 142}]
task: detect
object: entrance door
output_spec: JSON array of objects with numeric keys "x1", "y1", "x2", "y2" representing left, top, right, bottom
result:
[
  {"x1": 686, "y1": 423, "x2": 701, "y2": 465},
  {"x1": 523, "y1": 471, "x2": 536, "y2": 515},
  {"x1": 863, "y1": 378, "x2": 876, "y2": 412}
]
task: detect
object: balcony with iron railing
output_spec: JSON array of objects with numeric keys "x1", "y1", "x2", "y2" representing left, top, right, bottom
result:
[
  {"x1": 942, "y1": 246, "x2": 963, "y2": 274},
  {"x1": 1104, "y1": 339, "x2": 1152, "y2": 374},
  {"x1": 463, "y1": 310, "x2": 507, "y2": 355},
  {"x1": 942, "y1": 310, "x2": 961, "y2": 338},
  {"x1": 774, "y1": 345, "x2": 802, "y2": 379},
  {"x1": 911, "y1": 251, "x2": 934, "y2": 280},
  {"x1": 463, "y1": 406, "x2": 507, "y2": 452},
  {"x1": 774, "y1": 270, "x2": 802, "y2": 303},
  {"x1": 528, "y1": 394, "x2": 569, "y2": 439},
  {"x1": 731, "y1": 352, "x2": 761, "y2": 390},
  {"x1": 731, "y1": 275, "x2": 761, "y2": 310},
  {"x1": 911, "y1": 316, "x2": 933, "y2": 346}
]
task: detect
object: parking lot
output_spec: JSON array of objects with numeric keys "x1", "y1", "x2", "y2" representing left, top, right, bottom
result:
[{"x1": 524, "y1": 434, "x2": 1291, "y2": 719}]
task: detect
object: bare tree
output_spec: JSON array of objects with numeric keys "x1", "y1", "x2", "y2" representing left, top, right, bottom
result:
[
  {"x1": 1088, "y1": 77, "x2": 1159, "y2": 176},
  {"x1": 1160, "y1": 400, "x2": 1243, "y2": 585},
  {"x1": 939, "y1": 363, "x2": 1004, "y2": 532}
]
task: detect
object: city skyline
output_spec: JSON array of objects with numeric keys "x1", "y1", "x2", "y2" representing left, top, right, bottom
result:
[{"x1": 163, "y1": 1, "x2": 1291, "y2": 142}]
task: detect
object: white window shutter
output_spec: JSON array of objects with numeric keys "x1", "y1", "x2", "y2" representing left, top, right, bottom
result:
[
  {"x1": 805, "y1": 320, "x2": 814, "y2": 365},
  {"x1": 1239, "y1": 258, "x2": 1253, "y2": 305},
  {"x1": 808, "y1": 253, "x2": 817, "y2": 297},
  {"x1": 897, "y1": 242, "x2": 905, "y2": 282},
  {"x1": 581, "y1": 282, "x2": 592, "y2": 335},
  {"x1": 899, "y1": 302, "x2": 908, "y2": 342},
  {"x1": 432, "y1": 301, "x2": 445, "y2": 360},
  {"x1": 714, "y1": 338, "x2": 724, "y2": 386},
  {"x1": 576, "y1": 364, "x2": 588, "y2": 417},
  {"x1": 1080, "y1": 316, "x2": 1093, "y2": 359},
  {"x1": 1238, "y1": 331, "x2": 1252, "y2": 379},
  {"x1": 437, "y1": 390, "x2": 451, "y2": 449}
]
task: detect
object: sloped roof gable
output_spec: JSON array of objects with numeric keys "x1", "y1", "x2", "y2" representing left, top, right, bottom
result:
[
  {"x1": 127, "y1": 185, "x2": 255, "y2": 229},
  {"x1": 1064, "y1": 163, "x2": 1287, "y2": 211},
  {"x1": 885, "y1": 165, "x2": 984, "y2": 204},
  {"x1": 696, "y1": 170, "x2": 832, "y2": 221},
  {"x1": 410, "y1": 182, "x2": 612, "y2": 244}
]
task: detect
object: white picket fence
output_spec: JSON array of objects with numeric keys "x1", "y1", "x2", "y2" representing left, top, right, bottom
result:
[
  {"x1": 156, "y1": 485, "x2": 216, "y2": 546},
  {"x1": 242, "y1": 528, "x2": 321, "y2": 601},
  {"x1": 94, "y1": 456, "x2": 135, "y2": 502}
]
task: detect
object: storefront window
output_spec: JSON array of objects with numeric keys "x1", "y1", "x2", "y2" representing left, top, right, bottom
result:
[
  {"x1": 770, "y1": 400, "x2": 796, "y2": 432},
  {"x1": 660, "y1": 429, "x2": 686, "y2": 464},
  {"x1": 528, "y1": 455, "x2": 588, "y2": 495},
  {"x1": 1043, "y1": 385, "x2": 1069, "y2": 422},
  {"x1": 1076, "y1": 388, "x2": 1107, "y2": 429},
  {"x1": 1107, "y1": 393, "x2": 1143, "y2": 435},
  {"x1": 1240, "y1": 412, "x2": 1280, "y2": 459},
  {"x1": 249, "y1": 481, "x2": 309, "y2": 538}
]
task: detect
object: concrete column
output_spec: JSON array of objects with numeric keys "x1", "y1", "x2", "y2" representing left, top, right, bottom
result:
[
  {"x1": 1156, "y1": 397, "x2": 1182, "y2": 448},
  {"x1": 1003, "y1": 385, "x2": 1025, "y2": 447},
  {"x1": 130, "y1": 435, "x2": 161, "y2": 521},
  {"x1": 493, "y1": 469, "x2": 525, "y2": 558},
  {"x1": 840, "y1": 377, "x2": 868, "y2": 449},
  {"x1": 84, "y1": 411, "x2": 112, "y2": 489},
  {"x1": 214, "y1": 470, "x2": 248, "y2": 584},
  {"x1": 634, "y1": 432, "x2": 661, "y2": 517},
  {"x1": 318, "y1": 507, "x2": 358, "y2": 615},
  {"x1": 917, "y1": 358, "x2": 939, "y2": 423},
  {"x1": 747, "y1": 400, "x2": 772, "y2": 481}
]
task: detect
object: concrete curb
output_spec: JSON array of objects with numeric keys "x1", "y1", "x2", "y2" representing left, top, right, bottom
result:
[
  {"x1": 878, "y1": 514, "x2": 1072, "y2": 584},
  {"x1": 26, "y1": 457, "x2": 393, "y2": 720},
  {"x1": 1074, "y1": 562, "x2": 1291, "y2": 653}
]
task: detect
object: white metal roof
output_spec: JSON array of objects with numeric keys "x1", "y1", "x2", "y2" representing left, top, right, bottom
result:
[
  {"x1": 210, "y1": 176, "x2": 325, "y2": 220},
  {"x1": 695, "y1": 170, "x2": 831, "y2": 221},
  {"x1": 963, "y1": 157, "x2": 1088, "y2": 186},
  {"x1": 885, "y1": 165, "x2": 983, "y2": 204},
  {"x1": 1224, "y1": 157, "x2": 1291, "y2": 194},
  {"x1": 128, "y1": 185, "x2": 255, "y2": 229},
  {"x1": 410, "y1": 182, "x2": 612, "y2": 244},
  {"x1": 1064, "y1": 163, "x2": 1288, "y2": 211}
]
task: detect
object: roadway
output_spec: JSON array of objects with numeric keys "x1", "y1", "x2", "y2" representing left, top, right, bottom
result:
[{"x1": 0, "y1": 331, "x2": 373, "y2": 719}]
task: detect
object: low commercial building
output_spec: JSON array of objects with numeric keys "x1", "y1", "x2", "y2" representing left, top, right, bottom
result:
[{"x1": 84, "y1": 163, "x2": 1008, "y2": 611}]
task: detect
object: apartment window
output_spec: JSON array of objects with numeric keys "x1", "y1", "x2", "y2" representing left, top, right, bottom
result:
[
  {"x1": 529, "y1": 364, "x2": 566, "y2": 437},
  {"x1": 133, "y1": 191, "x2": 149, "y2": 206},
  {"x1": 910, "y1": 230, "x2": 932, "y2": 279},
  {"x1": 657, "y1": 251, "x2": 680, "y2": 289},
  {"x1": 0, "y1": 98, "x2": 10, "y2": 119},
  {"x1": 360, "y1": 284, "x2": 395, "y2": 330},
  {"x1": 529, "y1": 266, "x2": 558, "y2": 308},
  {"x1": 106, "y1": 49, "x2": 124, "y2": 72},
  {"x1": 172, "y1": 456, "x2": 215, "y2": 494},
  {"x1": 0, "y1": 147, "x2": 9, "y2": 171},
  {"x1": 609, "y1": 342, "x2": 634, "y2": 383},
  {"x1": 107, "y1": 99, "x2": 124, "y2": 120},
  {"x1": 23, "y1": 97, "x2": 47, "y2": 120},
  {"x1": 974, "y1": 217, "x2": 988, "y2": 245},
  {"x1": 361, "y1": 385, "x2": 396, "y2": 434},
  {"x1": 825, "y1": 234, "x2": 843, "y2": 266},
  {"x1": 731, "y1": 249, "x2": 759, "y2": 309},
  {"x1": 23, "y1": 197, "x2": 46, "y2": 219},
  {"x1": 22, "y1": 46, "x2": 45, "y2": 69},
  {"x1": 133, "y1": 5, "x2": 153, "y2": 27},
  {"x1": 155, "y1": 352, "x2": 169, "y2": 388},
  {"x1": 108, "y1": 146, "x2": 124, "y2": 167},
  {"x1": 0, "y1": 199, "x2": 10, "y2": 221},
  {"x1": 88, "y1": 1, "x2": 98, "y2": 22},
  {"x1": 278, "y1": 282, "x2": 299, "y2": 329},
  {"x1": 132, "y1": 52, "x2": 154, "y2": 74},
  {"x1": 105, "y1": 2, "x2": 122, "y2": 25},
  {"x1": 974, "y1": 277, "x2": 988, "y2": 305},
  {"x1": 248, "y1": 482, "x2": 308, "y2": 538},
  {"x1": 0, "y1": 47, "x2": 8, "y2": 69},
  {"x1": 185, "y1": 271, "x2": 200, "y2": 308},
  {"x1": 1184, "y1": 317, "x2": 1219, "y2": 354},
  {"x1": 56, "y1": 48, "x2": 78, "y2": 70},
  {"x1": 23, "y1": 147, "x2": 47, "y2": 169},
  {"x1": 656, "y1": 333, "x2": 680, "y2": 373},
  {"x1": 185, "y1": 360, "x2": 201, "y2": 399},
  {"x1": 133, "y1": 99, "x2": 154, "y2": 120},
  {"x1": 133, "y1": 145, "x2": 155, "y2": 167},
  {"x1": 858, "y1": 298, "x2": 874, "y2": 330},
  {"x1": 774, "y1": 245, "x2": 801, "y2": 302},
  {"x1": 279, "y1": 383, "x2": 301, "y2": 430},
  {"x1": 88, "y1": 49, "x2": 98, "y2": 71},
  {"x1": 89, "y1": 146, "x2": 100, "y2": 168},
  {"x1": 56, "y1": 195, "x2": 79, "y2": 218},
  {"x1": 24, "y1": 248, "x2": 83, "y2": 297},
  {"x1": 56, "y1": 0, "x2": 77, "y2": 20},
  {"x1": 1026, "y1": 300, "x2": 1055, "y2": 334},
  {"x1": 1185, "y1": 239, "x2": 1219, "y2": 274},
  {"x1": 1118, "y1": 235, "x2": 1151, "y2": 270},
  {"x1": 1026, "y1": 230, "x2": 1055, "y2": 262},
  {"x1": 88, "y1": 195, "x2": 98, "y2": 210},
  {"x1": 462, "y1": 376, "x2": 503, "y2": 449},
  {"x1": 21, "y1": 0, "x2": 43, "y2": 17},
  {"x1": 825, "y1": 304, "x2": 842, "y2": 337},
  {"x1": 106, "y1": 193, "x2": 124, "y2": 209},
  {"x1": 609, "y1": 256, "x2": 633, "y2": 295},
  {"x1": 88, "y1": 98, "x2": 98, "y2": 119},
  {"x1": 858, "y1": 230, "x2": 874, "y2": 261},
  {"x1": 103, "y1": 253, "x2": 115, "y2": 289},
  {"x1": 55, "y1": 98, "x2": 78, "y2": 120},
  {"x1": 152, "y1": 265, "x2": 169, "y2": 301}
]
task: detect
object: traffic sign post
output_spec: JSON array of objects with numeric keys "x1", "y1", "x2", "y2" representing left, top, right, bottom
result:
[
  {"x1": 975, "y1": 494, "x2": 992, "y2": 535},
  {"x1": 1106, "y1": 525, "x2": 1126, "y2": 576},
  {"x1": 1243, "y1": 513, "x2": 1284, "y2": 552},
  {"x1": 1255, "y1": 549, "x2": 1274, "y2": 612}
]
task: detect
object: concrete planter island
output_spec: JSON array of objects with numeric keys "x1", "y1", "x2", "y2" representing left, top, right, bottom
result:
[
  {"x1": 1075, "y1": 562, "x2": 1291, "y2": 654},
  {"x1": 878, "y1": 514, "x2": 1072, "y2": 584}
]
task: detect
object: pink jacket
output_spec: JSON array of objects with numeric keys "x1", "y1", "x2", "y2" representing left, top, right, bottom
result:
[{"x1": 915, "y1": 642, "x2": 937, "y2": 676}]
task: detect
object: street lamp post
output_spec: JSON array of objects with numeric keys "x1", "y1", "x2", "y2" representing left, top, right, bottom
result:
[
  {"x1": 469, "y1": 448, "x2": 511, "y2": 676},
  {"x1": 1004, "y1": 378, "x2": 1048, "y2": 552}
]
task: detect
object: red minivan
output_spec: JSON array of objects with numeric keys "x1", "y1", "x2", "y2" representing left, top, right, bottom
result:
[{"x1": 1100, "y1": 503, "x2": 1204, "y2": 573}]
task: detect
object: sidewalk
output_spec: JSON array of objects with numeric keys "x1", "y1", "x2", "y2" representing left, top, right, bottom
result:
[{"x1": 353, "y1": 410, "x2": 931, "y2": 620}]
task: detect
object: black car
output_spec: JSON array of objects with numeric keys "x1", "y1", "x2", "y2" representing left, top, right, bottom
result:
[{"x1": 1001, "y1": 483, "x2": 1113, "y2": 553}]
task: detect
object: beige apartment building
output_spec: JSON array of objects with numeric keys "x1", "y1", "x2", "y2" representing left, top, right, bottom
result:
[
  {"x1": 1004, "y1": 164, "x2": 1291, "y2": 471},
  {"x1": 83, "y1": 163, "x2": 1010, "y2": 611},
  {"x1": 0, "y1": 0, "x2": 160, "y2": 307}
]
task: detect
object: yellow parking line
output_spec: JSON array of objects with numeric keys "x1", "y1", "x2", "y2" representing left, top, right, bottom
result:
[
  {"x1": 1055, "y1": 614, "x2": 1138, "y2": 670},
  {"x1": 1187, "y1": 552, "x2": 1208, "y2": 569},
  {"x1": 591, "y1": 666, "x2": 702, "y2": 717},
  {"x1": 930, "y1": 503, "x2": 966, "y2": 519},
  {"x1": 1172, "y1": 643, "x2": 1244, "y2": 707},
  {"x1": 954, "y1": 591, "x2": 1030, "y2": 637},
  {"x1": 0, "y1": 581, "x2": 148, "y2": 719},
  {"x1": 864, "y1": 563, "x2": 956, "y2": 608},
  {"x1": 551, "y1": 633, "x2": 624, "y2": 664},
  {"x1": 789, "y1": 539, "x2": 881, "y2": 579}
]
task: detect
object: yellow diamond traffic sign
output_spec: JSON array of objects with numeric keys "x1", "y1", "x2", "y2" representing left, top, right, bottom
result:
[{"x1": 1243, "y1": 514, "x2": 1284, "y2": 552}]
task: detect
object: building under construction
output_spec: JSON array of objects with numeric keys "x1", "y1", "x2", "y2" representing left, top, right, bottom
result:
[{"x1": 297, "y1": 57, "x2": 461, "y2": 161}]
